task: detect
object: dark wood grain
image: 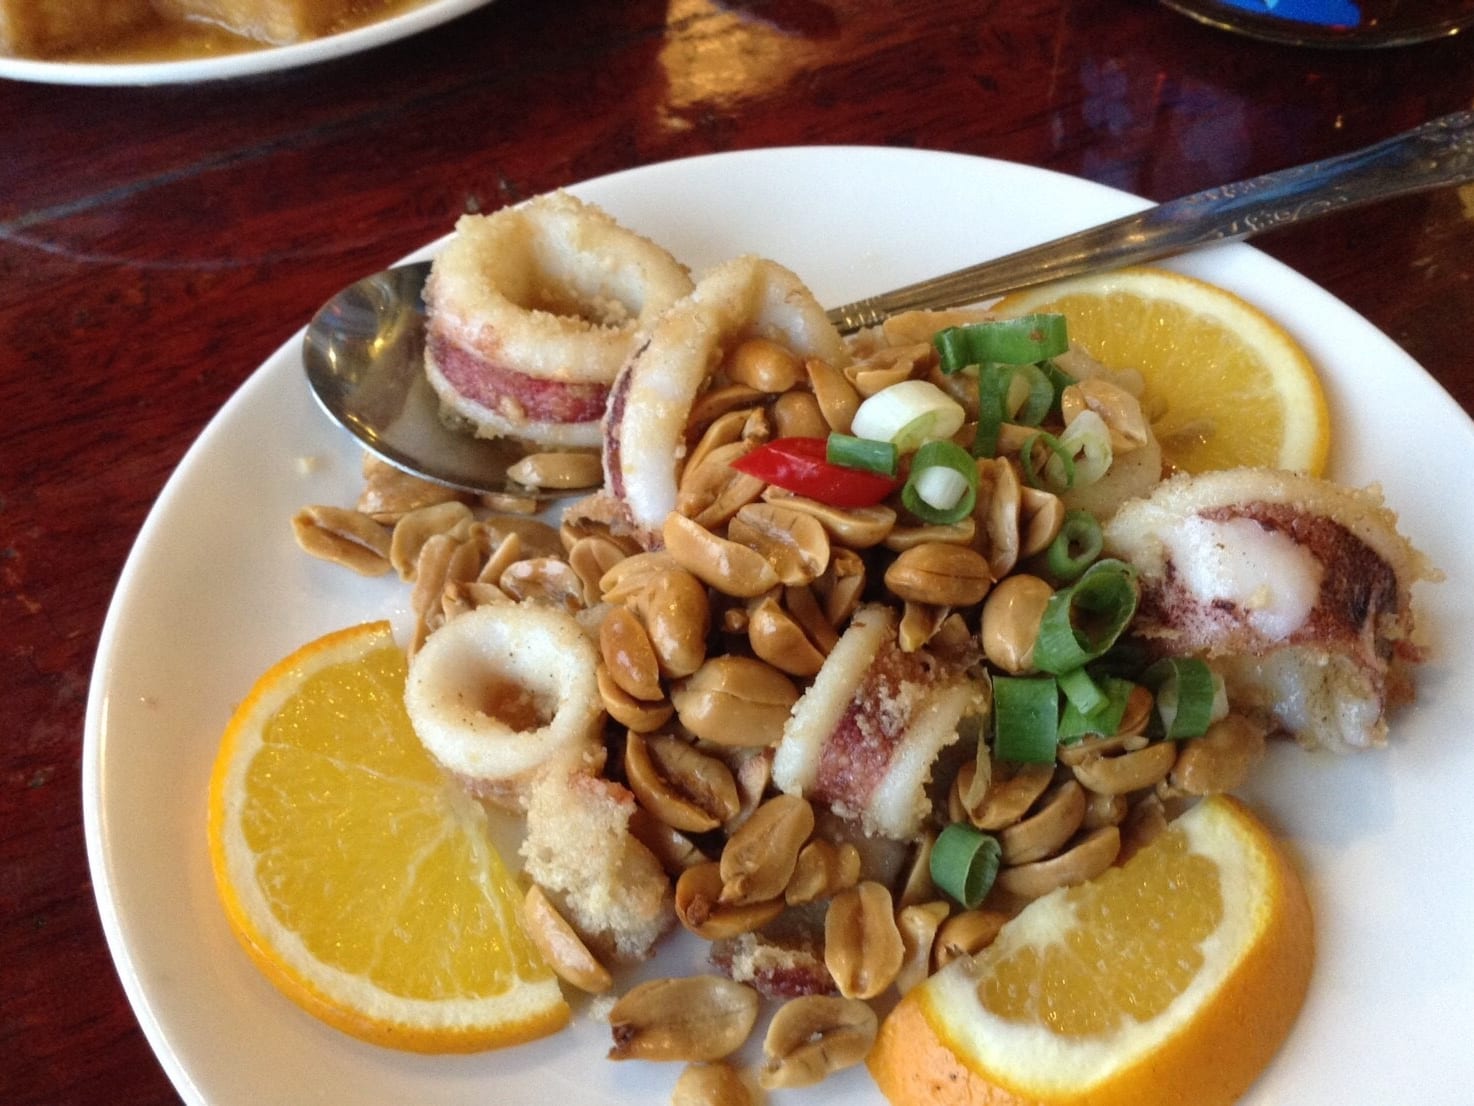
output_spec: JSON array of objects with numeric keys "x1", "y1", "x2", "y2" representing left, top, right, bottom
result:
[{"x1": 3, "y1": 1, "x2": 1472, "y2": 1102}]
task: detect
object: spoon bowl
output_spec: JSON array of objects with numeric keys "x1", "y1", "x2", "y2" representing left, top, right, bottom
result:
[{"x1": 302, "y1": 112, "x2": 1473, "y2": 494}]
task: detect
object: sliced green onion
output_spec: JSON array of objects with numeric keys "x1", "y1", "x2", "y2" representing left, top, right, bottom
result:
[
  {"x1": 1032, "y1": 559, "x2": 1140, "y2": 675},
  {"x1": 1144, "y1": 657, "x2": 1219, "y2": 739},
  {"x1": 850, "y1": 380, "x2": 966, "y2": 451},
  {"x1": 1046, "y1": 410, "x2": 1113, "y2": 489},
  {"x1": 934, "y1": 315, "x2": 1071, "y2": 371},
  {"x1": 993, "y1": 675, "x2": 1060, "y2": 763},
  {"x1": 902, "y1": 440, "x2": 979, "y2": 524},
  {"x1": 1003, "y1": 363, "x2": 1055, "y2": 427},
  {"x1": 1046, "y1": 509, "x2": 1103, "y2": 583},
  {"x1": 826, "y1": 432, "x2": 899, "y2": 477},
  {"x1": 1056, "y1": 666, "x2": 1106, "y2": 716},
  {"x1": 1020, "y1": 430, "x2": 1075, "y2": 492},
  {"x1": 930, "y1": 823, "x2": 1002, "y2": 909},
  {"x1": 1058, "y1": 677, "x2": 1137, "y2": 743},
  {"x1": 971, "y1": 363, "x2": 1006, "y2": 458}
]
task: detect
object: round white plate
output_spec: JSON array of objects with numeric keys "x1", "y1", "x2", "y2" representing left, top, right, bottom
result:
[
  {"x1": 0, "y1": 0, "x2": 492, "y2": 86},
  {"x1": 84, "y1": 147, "x2": 1474, "y2": 1105}
]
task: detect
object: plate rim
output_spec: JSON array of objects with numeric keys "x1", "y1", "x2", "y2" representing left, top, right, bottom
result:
[{"x1": 0, "y1": 0, "x2": 494, "y2": 86}]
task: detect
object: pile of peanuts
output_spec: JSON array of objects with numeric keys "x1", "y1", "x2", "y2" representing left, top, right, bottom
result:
[{"x1": 292, "y1": 328, "x2": 1271, "y2": 1100}]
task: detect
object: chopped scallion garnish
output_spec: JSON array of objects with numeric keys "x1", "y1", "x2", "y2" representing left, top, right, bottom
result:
[
  {"x1": 993, "y1": 674, "x2": 1060, "y2": 763},
  {"x1": 1020, "y1": 430, "x2": 1075, "y2": 491},
  {"x1": 930, "y1": 823, "x2": 1002, "y2": 909},
  {"x1": 933, "y1": 314, "x2": 1070, "y2": 371},
  {"x1": 1032, "y1": 559, "x2": 1140, "y2": 675},
  {"x1": 1046, "y1": 509, "x2": 1103, "y2": 583},
  {"x1": 1144, "y1": 657, "x2": 1219, "y2": 739},
  {"x1": 826, "y1": 432, "x2": 899, "y2": 477},
  {"x1": 1058, "y1": 677, "x2": 1138, "y2": 743},
  {"x1": 901, "y1": 439, "x2": 979, "y2": 524},
  {"x1": 850, "y1": 380, "x2": 966, "y2": 451}
]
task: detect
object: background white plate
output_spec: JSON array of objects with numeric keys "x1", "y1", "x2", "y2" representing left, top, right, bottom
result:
[
  {"x1": 84, "y1": 147, "x2": 1474, "y2": 1105},
  {"x1": 0, "y1": 0, "x2": 493, "y2": 86}
]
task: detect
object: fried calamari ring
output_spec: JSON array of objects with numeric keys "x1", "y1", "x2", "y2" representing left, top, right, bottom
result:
[
  {"x1": 424, "y1": 191, "x2": 694, "y2": 447},
  {"x1": 404, "y1": 602, "x2": 603, "y2": 806},
  {"x1": 603, "y1": 255, "x2": 851, "y2": 540}
]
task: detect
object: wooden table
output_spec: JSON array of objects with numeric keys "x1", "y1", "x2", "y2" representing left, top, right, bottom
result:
[{"x1": 2, "y1": 1, "x2": 1471, "y2": 1101}]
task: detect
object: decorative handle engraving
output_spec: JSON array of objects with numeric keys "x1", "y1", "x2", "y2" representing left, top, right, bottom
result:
[{"x1": 827, "y1": 111, "x2": 1474, "y2": 334}]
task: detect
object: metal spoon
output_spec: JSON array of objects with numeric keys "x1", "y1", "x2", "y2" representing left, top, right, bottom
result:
[{"x1": 303, "y1": 111, "x2": 1474, "y2": 494}]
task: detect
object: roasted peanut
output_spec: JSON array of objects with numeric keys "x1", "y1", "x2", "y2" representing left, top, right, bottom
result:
[
  {"x1": 683, "y1": 410, "x2": 752, "y2": 482},
  {"x1": 625, "y1": 732, "x2": 741, "y2": 834},
  {"x1": 896, "y1": 830, "x2": 938, "y2": 909},
  {"x1": 895, "y1": 900, "x2": 951, "y2": 993},
  {"x1": 600, "y1": 605, "x2": 664, "y2": 701},
  {"x1": 688, "y1": 384, "x2": 765, "y2": 430},
  {"x1": 664, "y1": 513, "x2": 780, "y2": 598},
  {"x1": 758, "y1": 995, "x2": 878, "y2": 1089},
  {"x1": 785, "y1": 839, "x2": 862, "y2": 905},
  {"x1": 498, "y1": 556, "x2": 586, "y2": 612},
  {"x1": 356, "y1": 454, "x2": 468, "y2": 522},
  {"x1": 678, "y1": 440, "x2": 768, "y2": 530},
  {"x1": 726, "y1": 336, "x2": 804, "y2": 393},
  {"x1": 1070, "y1": 741, "x2": 1177, "y2": 795},
  {"x1": 522, "y1": 884, "x2": 612, "y2": 994},
  {"x1": 968, "y1": 760, "x2": 1056, "y2": 831},
  {"x1": 979, "y1": 573, "x2": 1053, "y2": 674},
  {"x1": 884, "y1": 542, "x2": 991, "y2": 607},
  {"x1": 824, "y1": 881, "x2": 904, "y2": 1000},
  {"x1": 763, "y1": 488, "x2": 897, "y2": 549},
  {"x1": 597, "y1": 665, "x2": 676, "y2": 733},
  {"x1": 771, "y1": 390, "x2": 831, "y2": 440},
  {"x1": 670, "y1": 656, "x2": 799, "y2": 747},
  {"x1": 804, "y1": 357, "x2": 860, "y2": 432},
  {"x1": 568, "y1": 534, "x2": 629, "y2": 606},
  {"x1": 998, "y1": 780, "x2": 1088, "y2": 865},
  {"x1": 506, "y1": 450, "x2": 603, "y2": 490},
  {"x1": 1167, "y1": 713, "x2": 1266, "y2": 796},
  {"x1": 813, "y1": 547, "x2": 867, "y2": 626},
  {"x1": 608, "y1": 976, "x2": 760, "y2": 1062},
  {"x1": 672, "y1": 1062, "x2": 753, "y2": 1106},
  {"x1": 932, "y1": 908, "x2": 1009, "y2": 969},
  {"x1": 728, "y1": 502, "x2": 830, "y2": 587},
  {"x1": 389, "y1": 500, "x2": 475, "y2": 580},
  {"x1": 720, "y1": 794, "x2": 815, "y2": 905},
  {"x1": 675, "y1": 862, "x2": 784, "y2": 939},
  {"x1": 882, "y1": 518, "x2": 977, "y2": 552},
  {"x1": 747, "y1": 593, "x2": 827, "y2": 677},
  {"x1": 291, "y1": 505, "x2": 392, "y2": 576},
  {"x1": 995, "y1": 825, "x2": 1121, "y2": 900}
]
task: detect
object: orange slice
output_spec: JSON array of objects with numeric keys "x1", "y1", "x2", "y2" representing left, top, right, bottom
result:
[
  {"x1": 207, "y1": 620, "x2": 568, "y2": 1052},
  {"x1": 994, "y1": 267, "x2": 1330, "y2": 475},
  {"x1": 869, "y1": 794, "x2": 1313, "y2": 1106}
]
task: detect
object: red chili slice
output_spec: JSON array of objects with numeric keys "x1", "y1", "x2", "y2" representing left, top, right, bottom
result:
[{"x1": 731, "y1": 437, "x2": 899, "y2": 507}]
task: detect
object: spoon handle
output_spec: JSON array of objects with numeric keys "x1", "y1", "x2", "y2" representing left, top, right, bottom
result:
[{"x1": 826, "y1": 110, "x2": 1474, "y2": 334}]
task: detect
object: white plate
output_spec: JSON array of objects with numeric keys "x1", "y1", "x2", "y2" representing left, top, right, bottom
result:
[
  {"x1": 0, "y1": 0, "x2": 492, "y2": 86},
  {"x1": 84, "y1": 147, "x2": 1474, "y2": 1105}
]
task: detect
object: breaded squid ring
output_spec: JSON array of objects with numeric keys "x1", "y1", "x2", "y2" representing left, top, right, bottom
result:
[
  {"x1": 403, "y1": 602, "x2": 604, "y2": 806},
  {"x1": 603, "y1": 254, "x2": 851, "y2": 540},
  {"x1": 424, "y1": 191, "x2": 694, "y2": 447},
  {"x1": 773, "y1": 604, "x2": 983, "y2": 838}
]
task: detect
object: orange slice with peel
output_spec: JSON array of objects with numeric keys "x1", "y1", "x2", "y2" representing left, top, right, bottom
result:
[
  {"x1": 207, "y1": 620, "x2": 567, "y2": 1052},
  {"x1": 869, "y1": 794, "x2": 1313, "y2": 1106},
  {"x1": 994, "y1": 266, "x2": 1330, "y2": 475}
]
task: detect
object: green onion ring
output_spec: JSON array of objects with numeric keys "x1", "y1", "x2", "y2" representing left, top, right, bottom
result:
[
  {"x1": 934, "y1": 315, "x2": 1070, "y2": 371},
  {"x1": 1046, "y1": 509, "x2": 1103, "y2": 583},
  {"x1": 992, "y1": 674, "x2": 1060, "y2": 763},
  {"x1": 930, "y1": 823, "x2": 1003, "y2": 909},
  {"x1": 1058, "y1": 677, "x2": 1137, "y2": 743},
  {"x1": 1143, "y1": 657, "x2": 1217, "y2": 738},
  {"x1": 1032, "y1": 559, "x2": 1140, "y2": 675},
  {"x1": 1020, "y1": 430, "x2": 1075, "y2": 491},
  {"x1": 901, "y1": 439, "x2": 979, "y2": 524}
]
